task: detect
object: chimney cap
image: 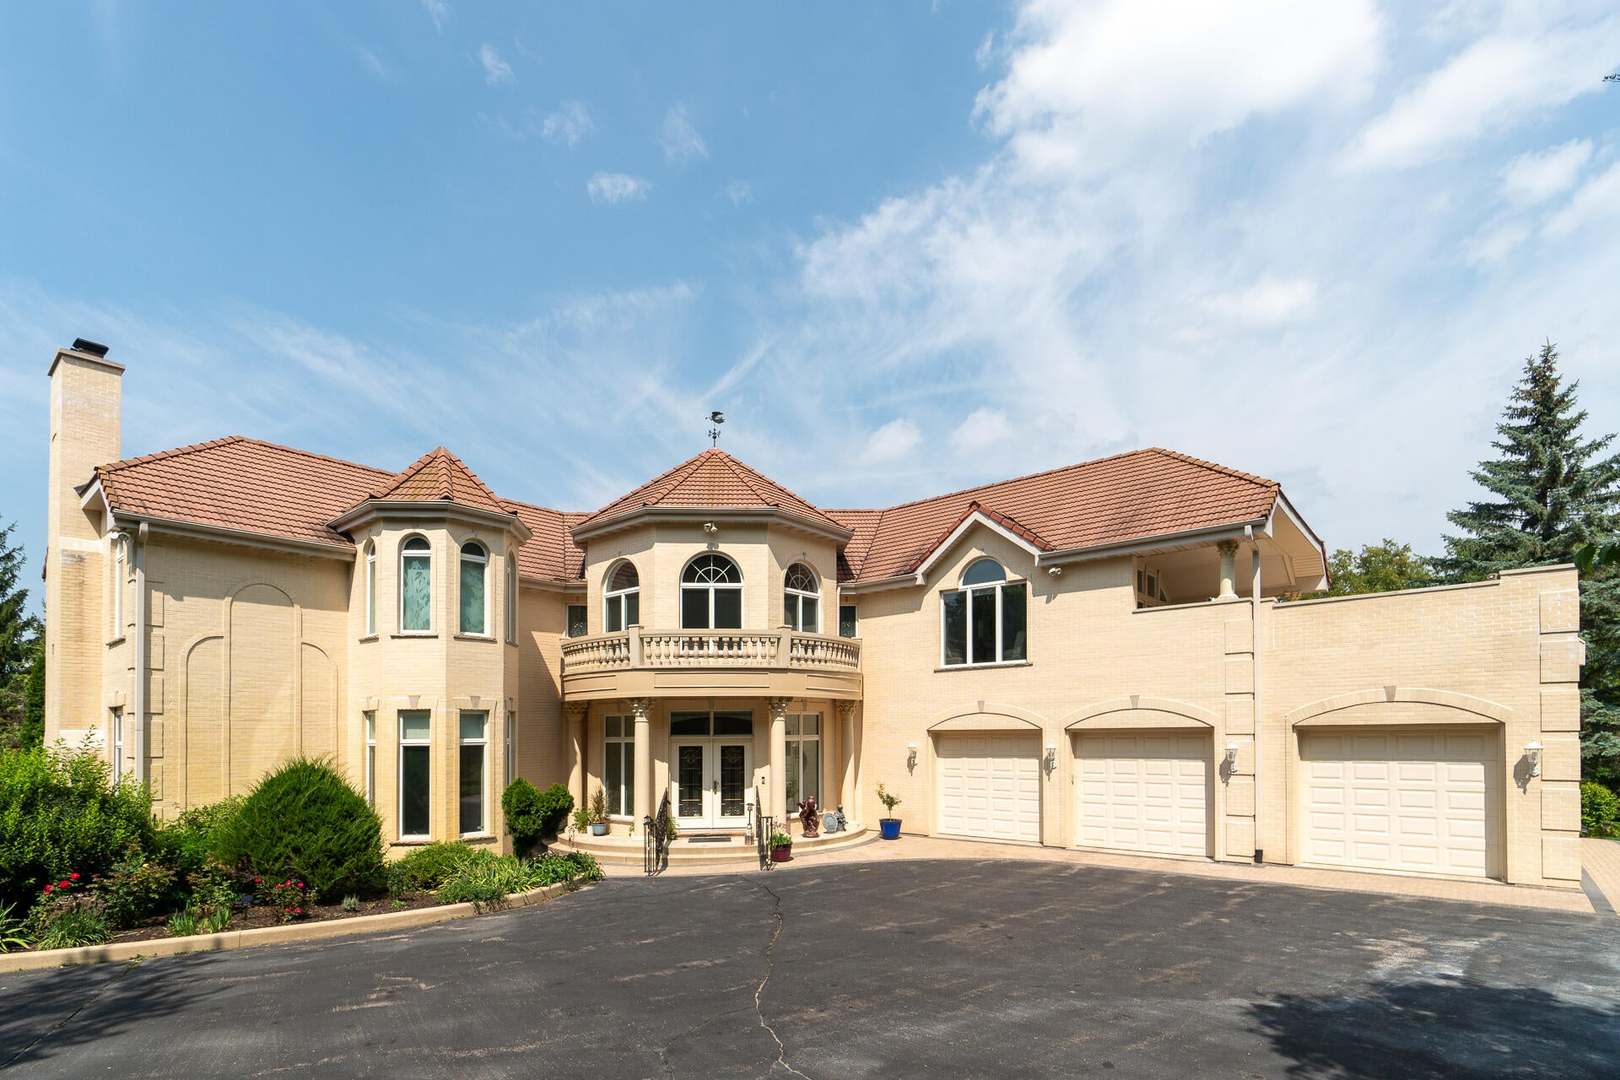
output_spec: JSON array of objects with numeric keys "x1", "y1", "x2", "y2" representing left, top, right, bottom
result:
[{"x1": 71, "y1": 338, "x2": 110, "y2": 358}]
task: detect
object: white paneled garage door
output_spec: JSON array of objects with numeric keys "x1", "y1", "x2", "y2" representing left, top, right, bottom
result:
[
  {"x1": 1075, "y1": 733, "x2": 1209, "y2": 857},
  {"x1": 935, "y1": 733, "x2": 1041, "y2": 843},
  {"x1": 1300, "y1": 729, "x2": 1498, "y2": 879}
]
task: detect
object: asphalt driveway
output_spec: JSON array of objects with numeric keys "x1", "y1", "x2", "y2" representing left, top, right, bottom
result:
[{"x1": 3, "y1": 858, "x2": 1617, "y2": 1078}]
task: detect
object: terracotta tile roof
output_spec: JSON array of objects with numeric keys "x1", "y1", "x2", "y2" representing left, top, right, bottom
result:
[
  {"x1": 825, "y1": 448, "x2": 1279, "y2": 582},
  {"x1": 368, "y1": 446, "x2": 511, "y2": 516},
  {"x1": 504, "y1": 501, "x2": 588, "y2": 584},
  {"x1": 573, "y1": 449, "x2": 849, "y2": 535}
]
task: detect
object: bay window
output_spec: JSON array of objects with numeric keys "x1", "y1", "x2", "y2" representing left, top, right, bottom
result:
[
  {"x1": 364, "y1": 710, "x2": 376, "y2": 806},
  {"x1": 399, "y1": 710, "x2": 431, "y2": 839},
  {"x1": 460, "y1": 541, "x2": 488, "y2": 635},
  {"x1": 400, "y1": 537, "x2": 433, "y2": 633},
  {"x1": 364, "y1": 541, "x2": 376, "y2": 636},
  {"x1": 459, "y1": 710, "x2": 488, "y2": 835},
  {"x1": 941, "y1": 558, "x2": 1027, "y2": 667},
  {"x1": 680, "y1": 553, "x2": 742, "y2": 629},
  {"x1": 604, "y1": 562, "x2": 640, "y2": 633}
]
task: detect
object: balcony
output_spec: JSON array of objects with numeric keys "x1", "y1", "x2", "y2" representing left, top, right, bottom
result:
[{"x1": 560, "y1": 628, "x2": 862, "y2": 702}]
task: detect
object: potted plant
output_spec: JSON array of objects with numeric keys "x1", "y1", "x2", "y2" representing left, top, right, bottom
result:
[
  {"x1": 769, "y1": 830, "x2": 793, "y2": 862},
  {"x1": 588, "y1": 790, "x2": 610, "y2": 837},
  {"x1": 570, "y1": 806, "x2": 593, "y2": 840},
  {"x1": 877, "y1": 784, "x2": 902, "y2": 840}
]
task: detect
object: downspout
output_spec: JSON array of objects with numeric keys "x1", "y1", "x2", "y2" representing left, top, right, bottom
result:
[
  {"x1": 1246, "y1": 523, "x2": 1263, "y2": 863},
  {"x1": 133, "y1": 522, "x2": 149, "y2": 787}
]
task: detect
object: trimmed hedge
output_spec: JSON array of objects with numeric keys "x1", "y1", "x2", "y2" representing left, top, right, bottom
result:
[
  {"x1": 213, "y1": 759, "x2": 385, "y2": 900},
  {"x1": 503, "y1": 780, "x2": 572, "y2": 855},
  {"x1": 1583, "y1": 781, "x2": 1620, "y2": 838}
]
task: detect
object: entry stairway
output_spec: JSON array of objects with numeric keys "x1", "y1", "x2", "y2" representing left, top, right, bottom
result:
[{"x1": 555, "y1": 823, "x2": 875, "y2": 868}]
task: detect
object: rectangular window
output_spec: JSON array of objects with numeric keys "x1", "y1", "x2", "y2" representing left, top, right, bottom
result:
[
  {"x1": 1001, "y1": 582, "x2": 1027, "y2": 661},
  {"x1": 714, "y1": 587, "x2": 742, "y2": 628},
  {"x1": 459, "y1": 711, "x2": 488, "y2": 835},
  {"x1": 604, "y1": 715, "x2": 634, "y2": 818},
  {"x1": 942, "y1": 592, "x2": 967, "y2": 665},
  {"x1": 399, "y1": 710, "x2": 431, "y2": 839},
  {"x1": 505, "y1": 559, "x2": 517, "y2": 643},
  {"x1": 505, "y1": 712, "x2": 516, "y2": 787},
  {"x1": 460, "y1": 557, "x2": 487, "y2": 635},
  {"x1": 110, "y1": 707, "x2": 124, "y2": 786},
  {"x1": 785, "y1": 714, "x2": 820, "y2": 810},
  {"x1": 839, "y1": 604, "x2": 858, "y2": 639},
  {"x1": 402, "y1": 549, "x2": 432, "y2": 632},
  {"x1": 970, "y1": 588, "x2": 996, "y2": 664},
  {"x1": 364, "y1": 711, "x2": 376, "y2": 806},
  {"x1": 365, "y1": 546, "x2": 376, "y2": 636},
  {"x1": 942, "y1": 579, "x2": 1028, "y2": 667},
  {"x1": 111, "y1": 539, "x2": 125, "y2": 639},
  {"x1": 566, "y1": 603, "x2": 588, "y2": 638},
  {"x1": 680, "y1": 588, "x2": 708, "y2": 630}
]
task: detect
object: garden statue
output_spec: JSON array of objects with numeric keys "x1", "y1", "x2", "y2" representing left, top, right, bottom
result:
[{"x1": 797, "y1": 796, "x2": 819, "y2": 837}]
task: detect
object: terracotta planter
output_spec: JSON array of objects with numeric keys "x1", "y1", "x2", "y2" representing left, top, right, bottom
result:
[{"x1": 770, "y1": 844, "x2": 793, "y2": 862}]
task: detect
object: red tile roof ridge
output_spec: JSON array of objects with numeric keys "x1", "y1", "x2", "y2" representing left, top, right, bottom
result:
[{"x1": 98, "y1": 434, "x2": 398, "y2": 479}]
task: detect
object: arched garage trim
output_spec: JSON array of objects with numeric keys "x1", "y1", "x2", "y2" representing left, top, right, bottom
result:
[
  {"x1": 928, "y1": 702, "x2": 1046, "y2": 732},
  {"x1": 1060, "y1": 695, "x2": 1217, "y2": 731},
  {"x1": 1286, "y1": 687, "x2": 1513, "y2": 728}
]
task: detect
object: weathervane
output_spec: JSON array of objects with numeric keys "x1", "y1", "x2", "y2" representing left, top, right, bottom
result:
[{"x1": 707, "y1": 410, "x2": 725, "y2": 447}]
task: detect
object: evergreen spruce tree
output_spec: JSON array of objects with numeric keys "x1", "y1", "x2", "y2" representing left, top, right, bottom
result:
[
  {"x1": 1437, "y1": 343, "x2": 1620, "y2": 785},
  {"x1": 0, "y1": 522, "x2": 43, "y2": 750}
]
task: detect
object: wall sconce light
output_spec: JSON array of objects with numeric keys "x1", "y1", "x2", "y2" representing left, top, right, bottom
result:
[
  {"x1": 1224, "y1": 740, "x2": 1239, "y2": 766},
  {"x1": 1043, "y1": 744, "x2": 1057, "y2": 770},
  {"x1": 1525, "y1": 740, "x2": 1543, "y2": 778},
  {"x1": 906, "y1": 742, "x2": 919, "y2": 769},
  {"x1": 702, "y1": 522, "x2": 718, "y2": 535}
]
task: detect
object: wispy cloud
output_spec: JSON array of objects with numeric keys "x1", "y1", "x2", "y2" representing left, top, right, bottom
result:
[
  {"x1": 659, "y1": 104, "x2": 708, "y2": 164},
  {"x1": 724, "y1": 179, "x2": 752, "y2": 206},
  {"x1": 864, "y1": 418, "x2": 921, "y2": 463},
  {"x1": 420, "y1": 0, "x2": 450, "y2": 32},
  {"x1": 586, "y1": 172, "x2": 651, "y2": 205},
  {"x1": 479, "y1": 43, "x2": 512, "y2": 86},
  {"x1": 1500, "y1": 139, "x2": 1593, "y2": 205},
  {"x1": 541, "y1": 101, "x2": 592, "y2": 147},
  {"x1": 355, "y1": 46, "x2": 389, "y2": 82}
]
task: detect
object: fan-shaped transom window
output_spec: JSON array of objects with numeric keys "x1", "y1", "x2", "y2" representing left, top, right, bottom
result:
[
  {"x1": 681, "y1": 553, "x2": 743, "y2": 629},
  {"x1": 783, "y1": 563, "x2": 819, "y2": 633},
  {"x1": 942, "y1": 557, "x2": 1026, "y2": 667},
  {"x1": 460, "y1": 541, "x2": 488, "y2": 635},
  {"x1": 400, "y1": 536, "x2": 433, "y2": 633},
  {"x1": 604, "y1": 560, "x2": 641, "y2": 633}
]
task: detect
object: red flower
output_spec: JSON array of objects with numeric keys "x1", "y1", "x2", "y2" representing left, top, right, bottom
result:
[
  {"x1": 254, "y1": 877, "x2": 262, "y2": 884},
  {"x1": 58, "y1": 880, "x2": 70, "y2": 889},
  {"x1": 43, "y1": 884, "x2": 53, "y2": 894},
  {"x1": 69, "y1": 872, "x2": 80, "y2": 881},
  {"x1": 295, "y1": 882, "x2": 304, "y2": 889},
  {"x1": 294, "y1": 907, "x2": 303, "y2": 915}
]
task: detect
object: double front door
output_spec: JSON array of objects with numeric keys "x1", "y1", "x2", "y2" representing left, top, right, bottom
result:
[{"x1": 670, "y1": 740, "x2": 752, "y2": 829}]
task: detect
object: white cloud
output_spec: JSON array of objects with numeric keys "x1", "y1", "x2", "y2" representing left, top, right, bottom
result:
[
  {"x1": 586, "y1": 172, "x2": 651, "y2": 205},
  {"x1": 949, "y1": 408, "x2": 1010, "y2": 454},
  {"x1": 724, "y1": 179, "x2": 752, "y2": 206},
  {"x1": 479, "y1": 43, "x2": 512, "y2": 86},
  {"x1": 355, "y1": 46, "x2": 388, "y2": 81},
  {"x1": 1500, "y1": 139, "x2": 1594, "y2": 205},
  {"x1": 1344, "y1": 24, "x2": 1616, "y2": 171},
  {"x1": 659, "y1": 104, "x2": 708, "y2": 164},
  {"x1": 420, "y1": 0, "x2": 450, "y2": 32},
  {"x1": 864, "y1": 418, "x2": 921, "y2": 462},
  {"x1": 541, "y1": 101, "x2": 592, "y2": 147},
  {"x1": 1200, "y1": 277, "x2": 1318, "y2": 327},
  {"x1": 1466, "y1": 220, "x2": 1530, "y2": 265},
  {"x1": 1546, "y1": 161, "x2": 1620, "y2": 238}
]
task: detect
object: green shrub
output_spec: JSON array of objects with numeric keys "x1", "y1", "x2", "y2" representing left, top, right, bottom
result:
[
  {"x1": 153, "y1": 796, "x2": 244, "y2": 878},
  {"x1": 27, "y1": 880, "x2": 111, "y2": 950},
  {"x1": 213, "y1": 759, "x2": 385, "y2": 901},
  {"x1": 387, "y1": 842, "x2": 490, "y2": 894},
  {"x1": 1583, "y1": 782, "x2": 1620, "y2": 838},
  {"x1": 0, "y1": 742, "x2": 155, "y2": 908},
  {"x1": 434, "y1": 854, "x2": 543, "y2": 907},
  {"x1": 503, "y1": 779, "x2": 571, "y2": 855},
  {"x1": 1, "y1": 901, "x2": 28, "y2": 952},
  {"x1": 166, "y1": 904, "x2": 199, "y2": 938},
  {"x1": 94, "y1": 851, "x2": 177, "y2": 929},
  {"x1": 531, "y1": 850, "x2": 603, "y2": 885}
]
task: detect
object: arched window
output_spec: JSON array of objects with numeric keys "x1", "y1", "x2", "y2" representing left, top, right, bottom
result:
[
  {"x1": 505, "y1": 553, "x2": 518, "y2": 643},
  {"x1": 400, "y1": 536, "x2": 433, "y2": 632},
  {"x1": 460, "y1": 541, "x2": 488, "y2": 635},
  {"x1": 364, "y1": 540, "x2": 377, "y2": 636},
  {"x1": 604, "y1": 561, "x2": 640, "y2": 633},
  {"x1": 941, "y1": 557, "x2": 1027, "y2": 666},
  {"x1": 681, "y1": 553, "x2": 742, "y2": 629},
  {"x1": 783, "y1": 563, "x2": 820, "y2": 633}
]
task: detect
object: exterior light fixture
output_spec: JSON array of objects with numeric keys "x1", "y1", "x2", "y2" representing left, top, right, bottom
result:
[
  {"x1": 1043, "y1": 744, "x2": 1057, "y2": 770},
  {"x1": 1047, "y1": 566, "x2": 1063, "y2": 577},
  {"x1": 1525, "y1": 740, "x2": 1543, "y2": 778},
  {"x1": 906, "y1": 742, "x2": 919, "y2": 768},
  {"x1": 1224, "y1": 740, "x2": 1239, "y2": 765},
  {"x1": 702, "y1": 522, "x2": 718, "y2": 535}
]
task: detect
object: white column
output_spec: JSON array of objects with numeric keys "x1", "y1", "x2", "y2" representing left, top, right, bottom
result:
[
  {"x1": 769, "y1": 696, "x2": 791, "y2": 822},
  {"x1": 565, "y1": 702, "x2": 586, "y2": 810},
  {"x1": 629, "y1": 698, "x2": 652, "y2": 822},
  {"x1": 838, "y1": 700, "x2": 857, "y2": 819},
  {"x1": 1216, "y1": 540, "x2": 1239, "y2": 601}
]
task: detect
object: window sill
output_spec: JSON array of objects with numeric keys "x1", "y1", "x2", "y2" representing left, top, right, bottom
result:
[
  {"x1": 459, "y1": 832, "x2": 496, "y2": 843},
  {"x1": 358, "y1": 634, "x2": 379, "y2": 644},
  {"x1": 394, "y1": 837, "x2": 433, "y2": 846},
  {"x1": 106, "y1": 636, "x2": 125, "y2": 648},
  {"x1": 391, "y1": 632, "x2": 438, "y2": 640},
  {"x1": 934, "y1": 659, "x2": 1033, "y2": 672},
  {"x1": 453, "y1": 633, "x2": 496, "y2": 643}
]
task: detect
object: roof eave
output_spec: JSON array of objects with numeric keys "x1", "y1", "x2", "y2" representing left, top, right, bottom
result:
[
  {"x1": 328, "y1": 499, "x2": 534, "y2": 542},
  {"x1": 570, "y1": 505, "x2": 853, "y2": 544},
  {"x1": 1035, "y1": 514, "x2": 1273, "y2": 567},
  {"x1": 108, "y1": 512, "x2": 355, "y2": 561}
]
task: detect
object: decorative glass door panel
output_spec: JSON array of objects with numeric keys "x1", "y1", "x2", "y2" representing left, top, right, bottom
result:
[
  {"x1": 675, "y1": 744, "x2": 705, "y2": 820},
  {"x1": 670, "y1": 740, "x2": 752, "y2": 828},
  {"x1": 718, "y1": 744, "x2": 747, "y2": 819}
]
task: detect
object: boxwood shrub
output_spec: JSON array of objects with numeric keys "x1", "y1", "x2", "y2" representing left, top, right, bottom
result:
[
  {"x1": 503, "y1": 780, "x2": 572, "y2": 855},
  {"x1": 1583, "y1": 781, "x2": 1620, "y2": 838},
  {"x1": 213, "y1": 759, "x2": 385, "y2": 900}
]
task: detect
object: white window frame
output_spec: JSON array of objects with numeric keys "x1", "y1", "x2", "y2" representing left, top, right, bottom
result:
[
  {"x1": 603, "y1": 714, "x2": 635, "y2": 819},
  {"x1": 459, "y1": 710, "x2": 489, "y2": 837},
  {"x1": 505, "y1": 555, "x2": 518, "y2": 644},
  {"x1": 604, "y1": 561, "x2": 640, "y2": 633},
  {"x1": 505, "y1": 711, "x2": 516, "y2": 788},
  {"x1": 785, "y1": 713, "x2": 821, "y2": 809},
  {"x1": 399, "y1": 535, "x2": 434, "y2": 634},
  {"x1": 459, "y1": 541, "x2": 490, "y2": 637},
  {"x1": 364, "y1": 711, "x2": 376, "y2": 806},
  {"x1": 111, "y1": 535, "x2": 126, "y2": 640},
  {"x1": 783, "y1": 563, "x2": 820, "y2": 633},
  {"x1": 110, "y1": 707, "x2": 124, "y2": 787},
  {"x1": 364, "y1": 541, "x2": 377, "y2": 637},
  {"x1": 398, "y1": 710, "x2": 432, "y2": 841},
  {"x1": 940, "y1": 558, "x2": 1028, "y2": 668},
  {"x1": 680, "y1": 553, "x2": 743, "y2": 630}
]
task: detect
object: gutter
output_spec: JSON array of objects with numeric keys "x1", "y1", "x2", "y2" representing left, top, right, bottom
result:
[
  {"x1": 1247, "y1": 522, "x2": 1263, "y2": 864},
  {"x1": 133, "y1": 523, "x2": 149, "y2": 787}
]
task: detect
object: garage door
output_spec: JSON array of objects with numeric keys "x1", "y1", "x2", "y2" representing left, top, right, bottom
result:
[
  {"x1": 1300, "y1": 730, "x2": 1497, "y2": 879},
  {"x1": 1075, "y1": 733, "x2": 1209, "y2": 856},
  {"x1": 936, "y1": 733, "x2": 1041, "y2": 842}
]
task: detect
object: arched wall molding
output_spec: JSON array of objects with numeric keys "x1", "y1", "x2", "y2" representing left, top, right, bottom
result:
[
  {"x1": 1060, "y1": 695, "x2": 1218, "y2": 730},
  {"x1": 927, "y1": 701, "x2": 1047, "y2": 732},
  {"x1": 1285, "y1": 686, "x2": 1513, "y2": 727}
]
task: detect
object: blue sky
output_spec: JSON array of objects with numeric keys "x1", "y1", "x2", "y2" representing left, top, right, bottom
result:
[{"x1": 3, "y1": 1, "x2": 1619, "y2": 608}]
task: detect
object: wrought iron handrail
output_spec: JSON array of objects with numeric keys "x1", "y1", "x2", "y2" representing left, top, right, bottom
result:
[
  {"x1": 644, "y1": 792, "x2": 672, "y2": 876},
  {"x1": 752, "y1": 784, "x2": 773, "y2": 871}
]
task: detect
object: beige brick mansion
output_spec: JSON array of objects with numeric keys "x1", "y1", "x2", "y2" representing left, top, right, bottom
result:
[{"x1": 42, "y1": 340, "x2": 1586, "y2": 888}]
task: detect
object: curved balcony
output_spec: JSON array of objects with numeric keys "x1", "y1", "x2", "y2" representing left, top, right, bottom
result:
[{"x1": 560, "y1": 627, "x2": 862, "y2": 701}]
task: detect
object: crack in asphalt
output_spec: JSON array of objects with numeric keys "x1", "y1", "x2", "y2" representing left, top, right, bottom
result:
[
  {"x1": 0, "y1": 959, "x2": 139, "y2": 1072},
  {"x1": 752, "y1": 879, "x2": 814, "y2": 1080}
]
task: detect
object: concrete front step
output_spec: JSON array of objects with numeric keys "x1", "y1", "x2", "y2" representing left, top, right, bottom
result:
[{"x1": 556, "y1": 826, "x2": 874, "y2": 867}]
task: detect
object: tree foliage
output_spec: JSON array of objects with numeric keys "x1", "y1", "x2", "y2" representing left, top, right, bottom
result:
[
  {"x1": 1435, "y1": 342, "x2": 1620, "y2": 786},
  {"x1": 1321, "y1": 540, "x2": 1433, "y2": 597},
  {"x1": 0, "y1": 523, "x2": 43, "y2": 751}
]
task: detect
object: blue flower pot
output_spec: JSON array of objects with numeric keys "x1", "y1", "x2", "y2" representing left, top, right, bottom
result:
[{"x1": 879, "y1": 818, "x2": 902, "y2": 840}]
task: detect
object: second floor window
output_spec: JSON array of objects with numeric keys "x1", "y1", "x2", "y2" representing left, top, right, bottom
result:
[
  {"x1": 401, "y1": 536, "x2": 432, "y2": 632},
  {"x1": 604, "y1": 561, "x2": 640, "y2": 632},
  {"x1": 364, "y1": 541, "x2": 377, "y2": 636},
  {"x1": 681, "y1": 553, "x2": 742, "y2": 629},
  {"x1": 941, "y1": 557, "x2": 1027, "y2": 667},
  {"x1": 566, "y1": 603, "x2": 588, "y2": 637},
  {"x1": 783, "y1": 563, "x2": 819, "y2": 632},
  {"x1": 460, "y1": 542, "x2": 488, "y2": 635}
]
